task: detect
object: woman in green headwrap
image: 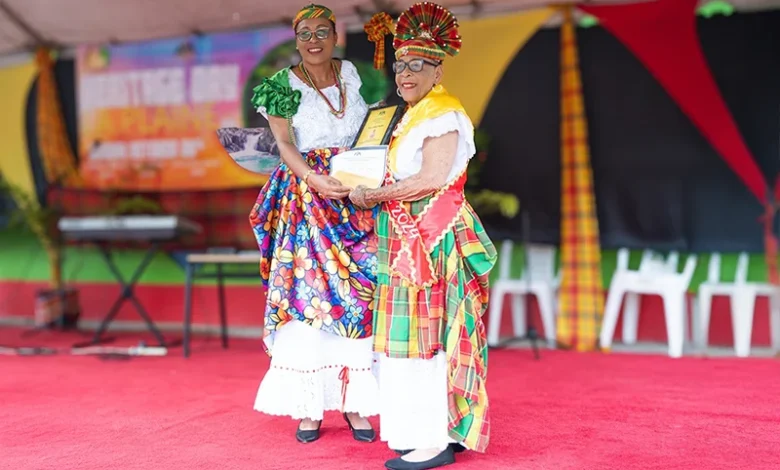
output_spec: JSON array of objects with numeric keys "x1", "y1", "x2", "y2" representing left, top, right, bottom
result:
[{"x1": 249, "y1": 3, "x2": 378, "y2": 445}]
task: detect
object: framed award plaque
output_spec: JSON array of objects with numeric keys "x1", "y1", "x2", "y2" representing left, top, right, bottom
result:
[
  {"x1": 330, "y1": 105, "x2": 406, "y2": 189},
  {"x1": 351, "y1": 104, "x2": 405, "y2": 148}
]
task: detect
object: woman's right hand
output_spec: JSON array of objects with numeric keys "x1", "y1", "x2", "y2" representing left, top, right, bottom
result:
[{"x1": 307, "y1": 174, "x2": 352, "y2": 200}]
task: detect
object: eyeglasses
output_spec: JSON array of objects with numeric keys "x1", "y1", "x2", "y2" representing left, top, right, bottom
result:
[
  {"x1": 296, "y1": 28, "x2": 331, "y2": 42},
  {"x1": 392, "y1": 59, "x2": 440, "y2": 74}
]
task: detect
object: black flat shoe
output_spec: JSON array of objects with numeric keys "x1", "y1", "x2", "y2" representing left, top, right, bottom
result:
[
  {"x1": 395, "y1": 444, "x2": 466, "y2": 455},
  {"x1": 450, "y1": 443, "x2": 467, "y2": 453},
  {"x1": 385, "y1": 446, "x2": 455, "y2": 470},
  {"x1": 295, "y1": 420, "x2": 321, "y2": 444},
  {"x1": 343, "y1": 413, "x2": 376, "y2": 442}
]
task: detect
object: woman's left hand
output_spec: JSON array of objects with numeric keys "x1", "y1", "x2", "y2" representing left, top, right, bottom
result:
[{"x1": 349, "y1": 186, "x2": 375, "y2": 209}]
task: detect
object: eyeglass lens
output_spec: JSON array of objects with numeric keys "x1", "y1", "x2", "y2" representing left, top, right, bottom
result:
[
  {"x1": 393, "y1": 59, "x2": 428, "y2": 74},
  {"x1": 297, "y1": 29, "x2": 330, "y2": 41},
  {"x1": 393, "y1": 59, "x2": 439, "y2": 73}
]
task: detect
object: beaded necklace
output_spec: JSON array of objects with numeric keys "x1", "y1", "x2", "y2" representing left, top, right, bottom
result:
[{"x1": 299, "y1": 60, "x2": 347, "y2": 119}]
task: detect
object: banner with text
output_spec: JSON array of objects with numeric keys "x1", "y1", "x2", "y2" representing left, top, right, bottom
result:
[{"x1": 76, "y1": 27, "x2": 297, "y2": 191}]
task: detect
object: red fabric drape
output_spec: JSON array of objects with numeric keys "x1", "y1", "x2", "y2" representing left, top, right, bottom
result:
[{"x1": 579, "y1": 0, "x2": 767, "y2": 204}]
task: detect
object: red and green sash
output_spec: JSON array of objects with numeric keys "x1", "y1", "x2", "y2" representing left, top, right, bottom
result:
[{"x1": 383, "y1": 87, "x2": 470, "y2": 287}]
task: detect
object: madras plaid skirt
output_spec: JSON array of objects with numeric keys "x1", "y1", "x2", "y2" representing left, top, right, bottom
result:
[{"x1": 373, "y1": 196, "x2": 496, "y2": 452}]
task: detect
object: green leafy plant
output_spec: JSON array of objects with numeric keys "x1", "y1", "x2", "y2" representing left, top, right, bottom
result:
[
  {"x1": 353, "y1": 60, "x2": 391, "y2": 106},
  {"x1": 109, "y1": 195, "x2": 163, "y2": 216},
  {"x1": 466, "y1": 129, "x2": 520, "y2": 219},
  {"x1": 0, "y1": 172, "x2": 64, "y2": 290},
  {"x1": 698, "y1": 1, "x2": 734, "y2": 18}
]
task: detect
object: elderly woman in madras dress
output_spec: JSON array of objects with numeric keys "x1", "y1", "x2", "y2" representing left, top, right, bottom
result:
[
  {"x1": 350, "y1": 4, "x2": 497, "y2": 470},
  {"x1": 249, "y1": 3, "x2": 378, "y2": 445}
]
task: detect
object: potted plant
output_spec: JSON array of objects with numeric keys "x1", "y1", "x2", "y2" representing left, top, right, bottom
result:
[
  {"x1": 466, "y1": 129, "x2": 520, "y2": 219},
  {"x1": 109, "y1": 194, "x2": 163, "y2": 216},
  {"x1": 0, "y1": 172, "x2": 80, "y2": 328}
]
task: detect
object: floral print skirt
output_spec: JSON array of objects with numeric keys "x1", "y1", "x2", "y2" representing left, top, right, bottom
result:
[{"x1": 249, "y1": 148, "x2": 378, "y2": 353}]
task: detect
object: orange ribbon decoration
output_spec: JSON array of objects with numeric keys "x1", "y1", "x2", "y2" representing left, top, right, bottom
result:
[
  {"x1": 364, "y1": 13, "x2": 395, "y2": 70},
  {"x1": 338, "y1": 366, "x2": 350, "y2": 412}
]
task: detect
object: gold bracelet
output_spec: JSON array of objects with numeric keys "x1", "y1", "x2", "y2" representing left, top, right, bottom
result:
[{"x1": 303, "y1": 169, "x2": 314, "y2": 184}]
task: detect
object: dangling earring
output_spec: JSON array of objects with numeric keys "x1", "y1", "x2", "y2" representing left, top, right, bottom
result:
[
  {"x1": 396, "y1": 88, "x2": 403, "y2": 97},
  {"x1": 432, "y1": 84, "x2": 443, "y2": 92}
]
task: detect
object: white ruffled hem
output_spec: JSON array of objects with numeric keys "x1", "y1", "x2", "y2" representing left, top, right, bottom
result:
[
  {"x1": 254, "y1": 364, "x2": 379, "y2": 420},
  {"x1": 378, "y1": 353, "x2": 454, "y2": 450},
  {"x1": 253, "y1": 320, "x2": 379, "y2": 420}
]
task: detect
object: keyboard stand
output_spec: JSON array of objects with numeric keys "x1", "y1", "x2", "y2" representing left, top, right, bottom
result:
[
  {"x1": 60, "y1": 216, "x2": 199, "y2": 349},
  {"x1": 74, "y1": 242, "x2": 171, "y2": 348}
]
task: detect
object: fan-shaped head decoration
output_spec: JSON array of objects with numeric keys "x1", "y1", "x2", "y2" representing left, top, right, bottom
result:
[{"x1": 393, "y1": 2, "x2": 461, "y2": 62}]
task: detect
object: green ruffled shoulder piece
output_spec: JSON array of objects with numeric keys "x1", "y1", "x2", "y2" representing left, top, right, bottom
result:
[{"x1": 250, "y1": 68, "x2": 302, "y2": 119}]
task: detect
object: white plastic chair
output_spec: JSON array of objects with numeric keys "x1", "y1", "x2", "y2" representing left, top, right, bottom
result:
[
  {"x1": 600, "y1": 248, "x2": 697, "y2": 358},
  {"x1": 697, "y1": 252, "x2": 780, "y2": 357},
  {"x1": 487, "y1": 240, "x2": 558, "y2": 348}
]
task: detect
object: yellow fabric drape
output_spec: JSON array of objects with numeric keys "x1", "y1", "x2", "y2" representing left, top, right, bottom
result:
[
  {"x1": 556, "y1": 6, "x2": 604, "y2": 352},
  {"x1": 0, "y1": 60, "x2": 36, "y2": 194},
  {"x1": 442, "y1": 8, "x2": 555, "y2": 126},
  {"x1": 35, "y1": 48, "x2": 82, "y2": 186}
]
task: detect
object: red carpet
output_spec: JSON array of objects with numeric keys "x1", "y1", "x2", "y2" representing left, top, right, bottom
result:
[{"x1": 1, "y1": 329, "x2": 778, "y2": 470}]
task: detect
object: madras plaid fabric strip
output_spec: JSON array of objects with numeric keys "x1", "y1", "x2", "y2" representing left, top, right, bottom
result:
[
  {"x1": 293, "y1": 4, "x2": 336, "y2": 28},
  {"x1": 373, "y1": 197, "x2": 496, "y2": 452},
  {"x1": 556, "y1": 6, "x2": 605, "y2": 352},
  {"x1": 36, "y1": 48, "x2": 82, "y2": 186}
]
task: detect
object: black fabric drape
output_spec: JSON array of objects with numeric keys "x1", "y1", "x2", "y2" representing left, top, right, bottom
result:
[{"x1": 348, "y1": 12, "x2": 780, "y2": 253}]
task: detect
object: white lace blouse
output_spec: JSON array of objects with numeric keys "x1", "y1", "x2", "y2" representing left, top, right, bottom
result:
[
  {"x1": 256, "y1": 60, "x2": 368, "y2": 152},
  {"x1": 392, "y1": 111, "x2": 476, "y2": 184}
]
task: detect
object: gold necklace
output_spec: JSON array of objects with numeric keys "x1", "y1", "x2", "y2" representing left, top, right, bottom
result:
[{"x1": 300, "y1": 61, "x2": 346, "y2": 119}]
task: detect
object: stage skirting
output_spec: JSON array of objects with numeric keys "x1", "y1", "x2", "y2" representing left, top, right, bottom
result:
[{"x1": 0, "y1": 279, "x2": 775, "y2": 349}]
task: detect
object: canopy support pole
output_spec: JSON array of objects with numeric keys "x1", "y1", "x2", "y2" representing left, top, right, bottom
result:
[{"x1": 0, "y1": 1, "x2": 55, "y2": 48}]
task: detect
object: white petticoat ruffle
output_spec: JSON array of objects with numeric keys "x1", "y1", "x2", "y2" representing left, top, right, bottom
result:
[
  {"x1": 378, "y1": 352, "x2": 458, "y2": 451},
  {"x1": 254, "y1": 320, "x2": 379, "y2": 420}
]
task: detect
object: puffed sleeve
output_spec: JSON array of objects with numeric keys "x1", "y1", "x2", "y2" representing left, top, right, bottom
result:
[{"x1": 250, "y1": 68, "x2": 302, "y2": 120}]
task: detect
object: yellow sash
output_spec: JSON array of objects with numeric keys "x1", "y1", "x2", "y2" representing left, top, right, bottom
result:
[{"x1": 387, "y1": 86, "x2": 469, "y2": 173}]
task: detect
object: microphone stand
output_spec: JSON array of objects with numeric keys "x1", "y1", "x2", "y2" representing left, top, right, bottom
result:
[
  {"x1": 493, "y1": 208, "x2": 541, "y2": 360},
  {"x1": 518, "y1": 208, "x2": 541, "y2": 360}
]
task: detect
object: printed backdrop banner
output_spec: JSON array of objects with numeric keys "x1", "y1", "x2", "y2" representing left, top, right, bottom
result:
[{"x1": 76, "y1": 27, "x2": 297, "y2": 191}]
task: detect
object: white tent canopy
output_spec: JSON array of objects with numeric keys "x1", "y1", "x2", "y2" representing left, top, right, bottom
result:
[{"x1": 1, "y1": 0, "x2": 779, "y2": 58}]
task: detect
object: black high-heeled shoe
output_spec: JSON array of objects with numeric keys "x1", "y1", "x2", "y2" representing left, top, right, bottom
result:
[
  {"x1": 394, "y1": 443, "x2": 466, "y2": 455},
  {"x1": 295, "y1": 420, "x2": 322, "y2": 443},
  {"x1": 343, "y1": 413, "x2": 376, "y2": 442},
  {"x1": 385, "y1": 445, "x2": 455, "y2": 470}
]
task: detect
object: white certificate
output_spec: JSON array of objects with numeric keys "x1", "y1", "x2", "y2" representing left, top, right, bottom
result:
[{"x1": 329, "y1": 146, "x2": 387, "y2": 189}]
